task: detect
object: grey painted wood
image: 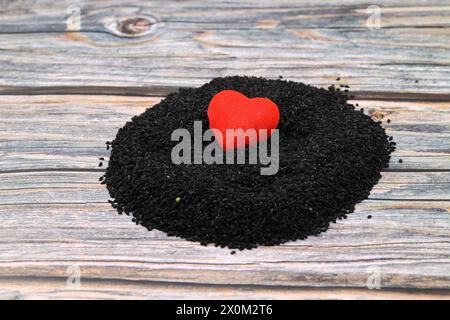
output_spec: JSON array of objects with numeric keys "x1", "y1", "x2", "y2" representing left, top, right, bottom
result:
[
  {"x1": 1, "y1": 0, "x2": 450, "y2": 299},
  {"x1": 0, "y1": 201, "x2": 449, "y2": 291},
  {"x1": 0, "y1": 1, "x2": 449, "y2": 93},
  {"x1": 0, "y1": 171, "x2": 449, "y2": 204},
  {"x1": 1, "y1": 95, "x2": 449, "y2": 171},
  {"x1": 0, "y1": 278, "x2": 449, "y2": 300}
]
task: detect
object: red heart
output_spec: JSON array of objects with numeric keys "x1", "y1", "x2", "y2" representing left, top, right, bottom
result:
[{"x1": 207, "y1": 90, "x2": 280, "y2": 151}]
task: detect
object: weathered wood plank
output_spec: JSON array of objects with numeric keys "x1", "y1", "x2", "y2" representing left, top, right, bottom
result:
[
  {"x1": 4, "y1": 0, "x2": 450, "y2": 31},
  {"x1": 0, "y1": 171, "x2": 449, "y2": 204},
  {"x1": 0, "y1": 1, "x2": 449, "y2": 93},
  {"x1": 0, "y1": 201, "x2": 448, "y2": 291},
  {"x1": 0, "y1": 278, "x2": 449, "y2": 300},
  {"x1": 1, "y1": 92, "x2": 448, "y2": 294},
  {"x1": 1, "y1": 0, "x2": 450, "y2": 300},
  {"x1": 1, "y1": 95, "x2": 450, "y2": 171},
  {"x1": 3, "y1": 1, "x2": 450, "y2": 33}
]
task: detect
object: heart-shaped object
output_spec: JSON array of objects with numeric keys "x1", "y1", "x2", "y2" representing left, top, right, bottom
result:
[{"x1": 207, "y1": 90, "x2": 280, "y2": 150}]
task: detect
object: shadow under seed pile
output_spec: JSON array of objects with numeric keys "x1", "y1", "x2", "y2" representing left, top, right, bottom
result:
[{"x1": 103, "y1": 76, "x2": 395, "y2": 250}]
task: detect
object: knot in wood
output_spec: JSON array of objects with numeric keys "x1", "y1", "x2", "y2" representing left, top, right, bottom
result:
[{"x1": 117, "y1": 17, "x2": 153, "y2": 36}]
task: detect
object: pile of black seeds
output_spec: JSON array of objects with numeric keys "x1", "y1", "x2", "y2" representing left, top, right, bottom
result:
[{"x1": 102, "y1": 76, "x2": 395, "y2": 250}]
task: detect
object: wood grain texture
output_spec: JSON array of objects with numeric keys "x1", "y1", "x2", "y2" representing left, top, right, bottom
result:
[
  {"x1": 1, "y1": 278, "x2": 449, "y2": 300},
  {"x1": 1, "y1": 0, "x2": 450, "y2": 299},
  {"x1": 0, "y1": 201, "x2": 449, "y2": 291},
  {"x1": 0, "y1": 94, "x2": 449, "y2": 298},
  {"x1": 1, "y1": 95, "x2": 450, "y2": 171},
  {"x1": 0, "y1": 0, "x2": 450, "y2": 93},
  {"x1": 0, "y1": 170, "x2": 450, "y2": 204}
]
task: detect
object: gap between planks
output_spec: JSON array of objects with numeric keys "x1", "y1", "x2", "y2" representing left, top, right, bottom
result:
[
  {"x1": 1, "y1": 86, "x2": 450, "y2": 102},
  {"x1": 2, "y1": 168, "x2": 450, "y2": 175}
]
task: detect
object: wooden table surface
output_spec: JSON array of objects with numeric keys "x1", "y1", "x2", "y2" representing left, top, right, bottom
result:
[{"x1": 0, "y1": 0, "x2": 449, "y2": 300}]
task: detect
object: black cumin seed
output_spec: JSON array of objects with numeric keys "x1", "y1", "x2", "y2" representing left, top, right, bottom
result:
[{"x1": 103, "y1": 76, "x2": 395, "y2": 250}]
